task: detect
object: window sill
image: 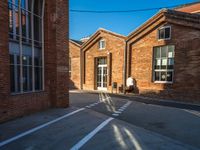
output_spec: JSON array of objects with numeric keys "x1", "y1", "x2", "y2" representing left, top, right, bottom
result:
[
  {"x1": 99, "y1": 48, "x2": 105, "y2": 50},
  {"x1": 153, "y1": 81, "x2": 173, "y2": 84},
  {"x1": 157, "y1": 38, "x2": 171, "y2": 41},
  {"x1": 10, "y1": 90, "x2": 45, "y2": 96}
]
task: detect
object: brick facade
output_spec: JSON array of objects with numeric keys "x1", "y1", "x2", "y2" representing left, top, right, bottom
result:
[
  {"x1": 126, "y1": 10, "x2": 200, "y2": 103},
  {"x1": 82, "y1": 29, "x2": 125, "y2": 92},
  {"x1": 0, "y1": 0, "x2": 69, "y2": 123},
  {"x1": 69, "y1": 40, "x2": 82, "y2": 89}
]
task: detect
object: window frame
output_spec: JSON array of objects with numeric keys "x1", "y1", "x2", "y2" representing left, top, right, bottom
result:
[
  {"x1": 9, "y1": 0, "x2": 45, "y2": 94},
  {"x1": 157, "y1": 26, "x2": 171, "y2": 40},
  {"x1": 99, "y1": 39, "x2": 106, "y2": 50},
  {"x1": 152, "y1": 45, "x2": 175, "y2": 84}
]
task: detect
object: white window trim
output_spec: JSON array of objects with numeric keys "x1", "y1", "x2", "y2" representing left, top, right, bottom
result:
[
  {"x1": 152, "y1": 45, "x2": 175, "y2": 84},
  {"x1": 157, "y1": 26, "x2": 171, "y2": 41},
  {"x1": 99, "y1": 39, "x2": 106, "y2": 50}
]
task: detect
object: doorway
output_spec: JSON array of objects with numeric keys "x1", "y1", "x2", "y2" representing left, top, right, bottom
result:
[{"x1": 96, "y1": 57, "x2": 107, "y2": 90}]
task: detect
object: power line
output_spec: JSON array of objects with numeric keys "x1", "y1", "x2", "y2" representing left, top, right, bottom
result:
[{"x1": 70, "y1": 4, "x2": 180, "y2": 13}]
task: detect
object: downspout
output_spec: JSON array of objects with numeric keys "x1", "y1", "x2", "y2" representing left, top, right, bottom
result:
[
  {"x1": 123, "y1": 41, "x2": 128, "y2": 94},
  {"x1": 80, "y1": 49, "x2": 83, "y2": 90}
]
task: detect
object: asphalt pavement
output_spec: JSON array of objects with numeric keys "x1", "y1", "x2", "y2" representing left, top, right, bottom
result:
[{"x1": 0, "y1": 91, "x2": 199, "y2": 150}]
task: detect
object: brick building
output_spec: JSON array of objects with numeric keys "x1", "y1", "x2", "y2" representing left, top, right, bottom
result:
[
  {"x1": 126, "y1": 9, "x2": 200, "y2": 102},
  {"x1": 0, "y1": 0, "x2": 69, "y2": 122},
  {"x1": 81, "y1": 28, "x2": 125, "y2": 92},
  {"x1": 69, "y1": 39, "x2": 82, "y2": 89},
  {"x1": 175, "y1": 2, "x2": 200, "y2": 13}
]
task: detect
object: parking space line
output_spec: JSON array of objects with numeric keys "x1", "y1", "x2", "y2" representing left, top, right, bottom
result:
[
  {"x1": 70, "y1": 117, "x2": 114, "y2": 150},
  {"x1": 0, "y1": 108, "x2": 85, "y2": 148},
  {"x1": 112, "y1": 101, "x2": 132, "y2": 117}
]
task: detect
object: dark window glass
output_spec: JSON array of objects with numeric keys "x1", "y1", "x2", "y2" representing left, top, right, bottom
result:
[
  {"x1": 35, "y1": 67, "x2": 42, "y2": 90},
  {"x1": 165, "y1": 27, "x2": 170, "y2": 39},
  {"x1": 158, "y1": 27, "x2": 171, "y2": 40},
  {"x1": 23, "y1": 66, "x2": 28, "y2": 91},
  {"x1": 167, "y1": 72, "x2": 173, "y2": 82},
  {"x1": 155, "y1": 72, "x2": 160, "y2": 81},
  {"x1": 159, "y1": 29, "x2": 164, "y2": 39}
]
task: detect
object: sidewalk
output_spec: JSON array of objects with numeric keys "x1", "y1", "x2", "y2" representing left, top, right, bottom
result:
[{"x1": 70, "y1": 90, "x2": 200, "y2": 111}]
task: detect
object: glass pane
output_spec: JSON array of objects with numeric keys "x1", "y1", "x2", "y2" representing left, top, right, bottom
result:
[
  {"x1": 10, "y1": 54, "x2": 14, "y2": 64},
  {"x1": 155, "y1": 59, "x2": 161, "y2": 69},
  {"x1": 23, "y1": 66, "x2": 28, "y2": 91},
  {"x1": 10, "y1": 65, "x2": 15, "y2": 92},
  {"x1": 154, "y1": 47, "x2": 160, "y2": 58},
  {"x1": 168, "y1": 58, "x2": 174, "y2": 69},
  {"x1": 35, "y1": 67, "x2": 42, "y2": 90},
  {"x1": 21, "y1": 0, "x2": 26, "y2": 9},
  {"x1": 17, "y1": 65, "x2": 20, "y2": 92},
  {"x1": 28, "y1": 66, "x2": 33, "y2": 91},
  {"x1": 159, "y1": 28, "x2": 164, "y2": 39},
  {"x1": 167, "y1": 71, "x2": 173, "y2": 82},
  {"x1": 161, "y1": 58, "x2": 167, "y2": 69},
  {"x1": 155, "y1": 71, "x2": 160, "y2": 81},
  {"x1": 21, "y1": 12, "x2": 26, "y2": 42},
  {"x1": 161, "y1": 72, "x2": 166, "y2": 81},
  {"x1": 168, "y1": 45, "x2": 174, "y2": 58},
  {"x1": 23, "y1": 56, "x2": 28, "y2": 65},
  {"x1": 161, "y1": 46, "x2": 167, "y2": 58},
  {"x1": 165, "y1": 27, "x2": 170, "y2": 39}
]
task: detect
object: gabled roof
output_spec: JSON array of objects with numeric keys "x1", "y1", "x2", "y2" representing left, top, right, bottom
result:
[
  {"x1": 69, "y1": 39, "x2": 83, "y2": 47},
  {"x1": 81, "y1": 28, "x2": 125, "y2": 51},
  {"x1": 126, "y1": 9, "x2": 200, "y2": 43}
]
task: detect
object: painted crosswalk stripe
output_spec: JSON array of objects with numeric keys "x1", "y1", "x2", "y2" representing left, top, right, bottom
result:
[
  {"x1": 112, "y1": 113, "x2": 119, "y2": 116},
  {"x1": 70, "y1": 117, "x2": 114, "y2": 150},
  {"x1": 0, "y1": 108, "x2": 85, "y2": 147}
]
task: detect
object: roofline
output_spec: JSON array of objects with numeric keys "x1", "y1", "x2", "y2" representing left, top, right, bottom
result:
[
  {"x1": 81, "y1": 28, "x2": 125, "y2": 50},
  {"x1": 126, "y1": 9, "x2": 167, "y2": 41},
  {"x1": 174, "y1": 1, "x2": 200, "y2": 10},
  {"x1": 69, "y1": 39, "x2": 82, "y2": 47},
  {"x1": 126, "y1": 9, "x2": 200, "y2": 42}
]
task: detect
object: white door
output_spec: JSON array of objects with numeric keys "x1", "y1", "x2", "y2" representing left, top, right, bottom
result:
[{"x1": 97, "y1": 58, "x2": 107, "y2": 91}]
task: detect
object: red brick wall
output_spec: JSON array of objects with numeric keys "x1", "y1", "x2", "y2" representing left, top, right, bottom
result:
[
  {"x1": 69, "y1": 42, "x2": 81, "y2": 89},
  {"x1": 129, "y1": 23, "x2": 200, "y2": 103},
  {"x1": 0, "y1": 0, "x2": 69, "y2": 123},
  {"x1": 83, "y1": 31, "x2": 125, "y2": 92}
]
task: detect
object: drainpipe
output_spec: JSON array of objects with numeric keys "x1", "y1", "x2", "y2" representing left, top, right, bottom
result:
[
  {"x1": 123, "y1": 41, "x2": 128, "y2": 94},
  {"x1": 80, "y1": 49, "x2": 83, "y2": 90}
]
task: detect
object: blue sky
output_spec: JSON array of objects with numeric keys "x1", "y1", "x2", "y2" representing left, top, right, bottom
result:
[{"x1": 70, "y1": 0, "x2": 198, "y2": 40}]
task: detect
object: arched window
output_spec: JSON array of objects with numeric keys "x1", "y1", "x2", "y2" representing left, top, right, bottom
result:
[{"x1": 8, "y1": 0, "x2": 45, "y2": 93}]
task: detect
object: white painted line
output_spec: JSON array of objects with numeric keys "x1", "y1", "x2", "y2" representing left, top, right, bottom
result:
[
  {"x1": 70, "y1": 117, "x2": 114, "y2": 150},
  {"x1": 86, "y1": 106, "x2": 91, "y2": 108},
  {"x1": 118, "y1": 108, "x2": 125, "y2": 111},
  {"x1": 112, "y1": 113, "x2": 119, "y2": 116},
  {"x1": 115, "y1": 111, "x2": 122, "y2": 114},
  {"x1": 0, "y1": 108, "x2": 85, "y2": 147}
]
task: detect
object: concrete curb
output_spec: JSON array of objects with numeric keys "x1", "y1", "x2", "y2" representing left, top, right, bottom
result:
[{"x1": 69, "y1": 90, "x2": 200, "y2": 111}]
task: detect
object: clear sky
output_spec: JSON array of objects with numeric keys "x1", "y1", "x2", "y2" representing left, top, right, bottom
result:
[{"x1": 70, "y1": 0, "x2": 198, "y2": 40}]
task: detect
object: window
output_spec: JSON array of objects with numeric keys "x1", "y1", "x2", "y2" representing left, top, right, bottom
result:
[
  {"x1": 69, "y1": 57, "x2": 71, "y2": 77},
  {"x1": 158, "y1": 26, "x2": 171, "y2": 40},
  {"x1": 8, "y1": 0, "x2": 44, "y2": 93},
  {"x1": 153, "y1": 45, "x2": 175, "y2": 83},
  {"x1": 99, "y1": 39, "x2": 105, "y2": 50}
]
